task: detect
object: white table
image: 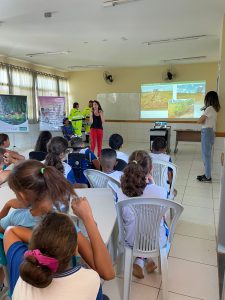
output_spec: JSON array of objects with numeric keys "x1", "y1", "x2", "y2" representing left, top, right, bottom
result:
[
  {"x1": 0, "y1": 186, "x2": 16, "y2": 206},
  {"x1": 0, "y1": 186, "x2": 117, "y2": 244},
  {"x1": 72, "y1": 188, "x2": 117, "y2": 244}
]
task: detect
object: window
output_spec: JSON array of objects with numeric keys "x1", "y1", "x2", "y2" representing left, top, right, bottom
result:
[
  {"x1": 0, "y1": 63, "x2": 68, "y2": 123},
  {"x1": 37, "y1": 74, "x2": 58, "y2": 97},
  {"x1": 59, "y1": 78, "x2": 69, "y2": 114},
  {"x1": 0, "y1": 65, "x2": 9, "y2": 94},
  {"x1": 11, "y1": 68, "x2": 36, "y2": 122}
]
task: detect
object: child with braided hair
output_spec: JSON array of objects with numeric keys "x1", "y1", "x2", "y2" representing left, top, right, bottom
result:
[{"x1": 117, "y1": 150, "x2": 167, "y2": 279}]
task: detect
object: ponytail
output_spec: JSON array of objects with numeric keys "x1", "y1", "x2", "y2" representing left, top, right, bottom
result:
[
  {"x1": 20, "y1": 213, "x2": 77, "y2": 288},
  {"x1": 121, "y1": 150, "x2": 152, "y2": 197},
  {"x1": 45, "y1": 152, "x2": 64, "y2": 174},
  {"x1": 45, "y1": 136, "x2": 68, "y2": 174}
]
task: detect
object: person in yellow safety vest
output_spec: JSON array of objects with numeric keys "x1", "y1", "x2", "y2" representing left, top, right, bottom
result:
[
  {"x1": 82, "y1": 100, "x2": 93, "y2": 143},
  {"x1": 69, "y1": 102, "x2": 84, "y2": 137}
]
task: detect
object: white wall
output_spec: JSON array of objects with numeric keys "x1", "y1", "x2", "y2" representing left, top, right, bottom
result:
[
  {"x1": 103, "y1": 122, "x2": 202, "y2": 150},
  {"x1": 6, "y1": 124, "x2": 62, "y2": 151}
]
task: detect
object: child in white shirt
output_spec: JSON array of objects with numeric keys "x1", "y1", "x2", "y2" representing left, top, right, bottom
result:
[
  {"x1": 109, "y1": 134, "x2": 129, "y2": 163},
  {"x1": 117, "y1": 150, "x2": 167, "y2": 279},
  {"x1": 100, "y1": 148, "x2": 123, "y2": 182},
  {"x1": 4, "y1": 212, "x2": 102, "y2": 300},
  {"x1": 150, "y1": 137, "x2": 177, "y2": 198}
]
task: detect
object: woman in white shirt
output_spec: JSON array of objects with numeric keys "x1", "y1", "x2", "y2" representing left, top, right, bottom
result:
[{"x1": 197, "y1": 91, "x2": 221, "y2": 182}]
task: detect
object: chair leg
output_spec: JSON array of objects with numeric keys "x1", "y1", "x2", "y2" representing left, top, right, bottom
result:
[
  {"x1": 116, "y1": 253, "x2": 124, "y2": 275},
  {"x1": 123, "y1": 247, "x2": 133, "y2": 300},
  {"x1": 158, "y1": 255, "x2": 161, "y2": 273},
  {"x1": 160, "y1": 247, "x2": 169, "y2": 300}
]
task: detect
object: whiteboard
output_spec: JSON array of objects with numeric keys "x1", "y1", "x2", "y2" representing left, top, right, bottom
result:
[{"x1": 97, "y1": 93, "x2": 140, "y2": 120}]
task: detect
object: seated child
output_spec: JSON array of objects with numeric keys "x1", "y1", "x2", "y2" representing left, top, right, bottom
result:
[
  {"x1": 100, "y1": 148, "x2": 123, "y2": 182},
  {"x1": 0, "y1": 147, "x2": 24, "y2": 186},
  {"x1": 34, "y1": 131, "x2": 52, "y2": 153},
  {"x1": 0, "y1": 133, "x2": 10, "y2": 148},
  {"x1": 0, "y1": 160, "x2": 115, "y2": 294},
  {"x1": 45, "y1": 136, "x2": 77, "y2": 186},
  {"x1": 117, "y1": 150, "x2": 167, "y2": 279},
  {"x1": 0, "y1": 148, "x2": 6, "y2": 170},
  {"x1": 109, "y1": 134, "x2": 129, "y2": 163},
  {"x1": 62, "y1": 118, "x2": 75, "y2": 141},
  {"x1": 71, "y1": 137, "x2": 100, "y2": 170},
  {"x1": 4, "y1": 213, "x2": 102, "y2": 300},
  {"x1": 150, "y1": 137, "x2": 177, "y2": 197},
  {"x1": 0, "y1": 134, "x2": 24, "y2": 166}
]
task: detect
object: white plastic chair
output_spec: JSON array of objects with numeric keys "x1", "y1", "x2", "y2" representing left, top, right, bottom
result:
[
  {"x1": 152, "y1": 158, "x2": 177, "y2": 199},
  {"x1": 116, "y1": 197, "x2": 183, "y2": 300},
  {"x1": 83, "y1": 169, "x2": 121, "y2": 200}
]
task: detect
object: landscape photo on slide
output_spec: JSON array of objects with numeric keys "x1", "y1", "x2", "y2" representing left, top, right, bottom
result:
[{"x1": 140, "y1": 81, "x2": 206, "y2": 119}]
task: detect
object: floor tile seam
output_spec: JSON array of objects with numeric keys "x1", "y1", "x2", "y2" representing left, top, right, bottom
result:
[
  {"x1": 180, "y1": 203, "x2": 215, "y2": 211},
  {"x1": 173, "y1": 233, "x2": 217, "y2": 243},
  {"x1": 168, "y1": 256, "x2": 218, "y2": 268},
  {"x1": 168, "y1": 254, "x2": 217, "y2": 267},
  {"x1": 115, "y1": 277, "x2": 161, "y2": 290},
  {"x1": 174, "y1": 232, "x2": 215, "y2": 241},
  {"x1": 157, "y1": 289, "x2": 204, "y2": 300},
  {"x1": 179, "y1": 174, "x2": 189, "y2": 205},
  {"x1": 181, "y1": 203, "x2": 214, "y2": 209}
]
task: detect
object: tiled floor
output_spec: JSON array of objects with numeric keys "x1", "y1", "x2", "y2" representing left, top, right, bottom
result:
[{"x1": 102, "y1": 138, "x2": 224, "y2": 300}]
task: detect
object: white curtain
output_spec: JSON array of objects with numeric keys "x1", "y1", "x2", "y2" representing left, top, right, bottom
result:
[
  {"x1": 1, "y1": 64, "x2": 68, "y2": 122},
  {"x1": 0, "y1": 65, "x2": 9, "y2": 94},
  {"x1": 59, "y1": 78, "x2": 69, "y2": 114},
  {"x1": 37, "y1": 74, "x2": 58, "y2": 97},
  {"x1": 11, "y1": 69, "x2": 36, "y2": 122}
]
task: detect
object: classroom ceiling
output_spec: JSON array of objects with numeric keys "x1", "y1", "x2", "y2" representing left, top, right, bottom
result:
[{"x1": 0, "y1": 0, "x2": 225, "y2": 71}]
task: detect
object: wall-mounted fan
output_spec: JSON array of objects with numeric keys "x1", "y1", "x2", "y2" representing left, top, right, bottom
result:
[
  {"x1": 103, "y1": 71, "x2": 114, "y2": 84},
  {"x1": 162, "y1": 69, "x2": 176, "y2": 81}
]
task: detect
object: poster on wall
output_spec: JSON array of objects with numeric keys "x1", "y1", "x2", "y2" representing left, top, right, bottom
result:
[
  {"x1": 0, "y1": 94, "x2": 29, "y2": 132},
  {"x1": 38, "y1": 96, "x2": 65, "y2": 131}
]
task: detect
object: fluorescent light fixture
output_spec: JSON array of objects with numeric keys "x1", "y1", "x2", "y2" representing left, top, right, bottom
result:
[
  {"x1": 143, "y1": 35, "x2": 208, "y2": 45},
  {"x1": 68, "y1": 65, "x2": 105, "y2": 69},
  {"x1": 162, "y1": 56, "x2": 207, "y2": 63},
  {"x1": 103, "y1": 0, "x2": 141, "y2": 7},
  {"x1": 26, "y1": 51, "x2": 71, "y2": 58}
]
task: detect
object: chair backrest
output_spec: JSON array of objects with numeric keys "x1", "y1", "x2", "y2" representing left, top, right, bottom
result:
[
  {"x1": 29, "y1": 151, "x2": 47, "y2": 161},
  {"x1": 116, "y1": 197, "x2": 183, "y2": 256},
  {"x1": 68, "y1": 153, "x2": 92, "y2": 183},
  {"x1": 152, "y1": 158, "x2": 177, "y2": 198},
  {"x1": 83, "y1": 169, "x2": 121, "y2": 190},
  {"x1": 114, "y1": 158, "x2": 127, "y2": 171}
]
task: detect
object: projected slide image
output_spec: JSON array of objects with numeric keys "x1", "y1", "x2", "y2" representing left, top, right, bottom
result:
[{"x1": 140, "y1": 81, "x2": 205, "y2": 119}]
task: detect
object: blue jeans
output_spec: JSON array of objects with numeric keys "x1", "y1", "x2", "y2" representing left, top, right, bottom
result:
[{"x1": 201, "y1": 128, "x2": 215, "y2": 179}]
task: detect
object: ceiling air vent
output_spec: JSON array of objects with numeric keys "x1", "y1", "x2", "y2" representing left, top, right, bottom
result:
[
  {"x1": 68, "y1": 65, "x2": 105, "y2": 69},
  {"x1": 143, "y1": 35, "x2": 208, "y2": 45},
  {"x1": 25, "y1": 51, "x2": 71, "y2": 58},
  {"x1": 103, "y1": 0, "x2": 141, "y2": 7},
  {"x1": 162, "y1": 56, "x2": 207, "y2": 63}
]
